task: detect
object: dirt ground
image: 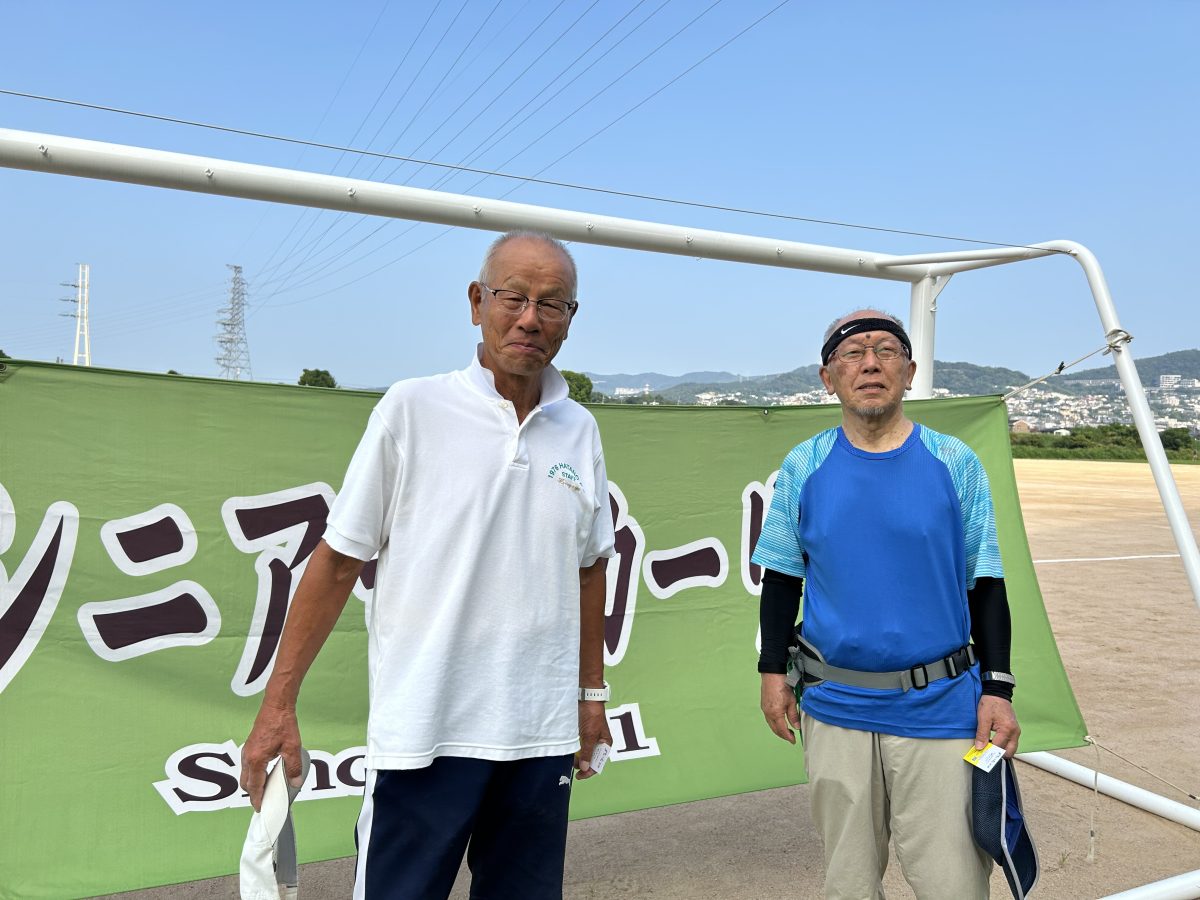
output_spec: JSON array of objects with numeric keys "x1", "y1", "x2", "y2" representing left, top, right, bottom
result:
[{"x1": 112, "y1": 460, "x2": 1200, "y2": 900}]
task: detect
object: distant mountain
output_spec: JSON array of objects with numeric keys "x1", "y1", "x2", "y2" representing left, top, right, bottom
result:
[
  {"x1": 583, "y1": 370, "x2": 740, "y2": 391},
  {"x1": 587, "y1": 349, "x2": 1198, "y2": 404},
  {"x1": 1059, "y1": 349, "x2": 1200, "y2": 384},
  {"x1": 657, "y1": 365, "x2": 823, "y2": 402},
  {"x1": 934, "y1": 361, "x2": 1030, "y2": 395}
]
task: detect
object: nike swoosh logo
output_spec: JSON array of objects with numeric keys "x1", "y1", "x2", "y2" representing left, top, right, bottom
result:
[{"x1": 840, "y1": 325, "x2": 859, "y2": 335}]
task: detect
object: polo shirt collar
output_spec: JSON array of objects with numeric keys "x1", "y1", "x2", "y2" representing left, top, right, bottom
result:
[{"x1": 465, "y1": 343, "x2": 569, "y2": 407}]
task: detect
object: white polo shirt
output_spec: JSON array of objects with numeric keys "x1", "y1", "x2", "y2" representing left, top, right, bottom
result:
[{"x1": 324, "y1": 347, "x2": 616, "y2": 769}]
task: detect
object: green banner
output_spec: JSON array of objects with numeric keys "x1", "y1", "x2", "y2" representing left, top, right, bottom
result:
[{"x1": 0, "y1": 360, "x2": 1085, "y2": 898}]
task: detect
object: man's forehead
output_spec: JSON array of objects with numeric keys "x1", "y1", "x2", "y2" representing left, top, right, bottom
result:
[{"x1": 835, "y1": 310, "x2": 888, "y2": 329}]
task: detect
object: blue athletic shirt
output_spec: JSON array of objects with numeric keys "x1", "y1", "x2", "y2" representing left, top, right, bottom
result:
[{"x1": 751, "y1": 423, "x2": 1004, "y2": 739}]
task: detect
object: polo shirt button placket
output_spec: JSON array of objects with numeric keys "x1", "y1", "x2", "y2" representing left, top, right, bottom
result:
[
  {"x1": 495, "y1": 399, "x2": 526, "y2": 467},
  {"x1": 512, "y1": 408, "x2": 538, "y2": 468}
]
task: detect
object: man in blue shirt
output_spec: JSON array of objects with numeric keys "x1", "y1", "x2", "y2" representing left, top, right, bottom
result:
[{"x1": 752, "y1": 309, "x2": 1020, "y2": 899}]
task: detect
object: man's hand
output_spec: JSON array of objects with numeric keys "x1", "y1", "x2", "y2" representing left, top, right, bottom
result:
[
  {"x1": 975, "y1": 695, "x2": 1021, "y2": 758},
  {"x1": 574, "y1": 700, "x2": 613, "y2": 780},
  {"x1": 240, "y1": 699, "x2": 305, "y2": 812},
  {"x1": 761, "y1": 673, "x2": 800, "y2": 744}
]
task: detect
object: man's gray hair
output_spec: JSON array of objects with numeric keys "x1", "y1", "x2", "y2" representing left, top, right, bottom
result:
[
  {"x1": 478, "y1": 230, "x2": 578, "y2": 300},
  {"x1": 822, "y1": 309, "x2": 906, "y2": 344}
]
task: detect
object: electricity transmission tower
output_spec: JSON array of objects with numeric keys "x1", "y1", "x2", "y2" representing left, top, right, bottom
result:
[
  {"x1": 59, "y1": 263, "x2": 92, "y2": 366},
  {"x1": 215, "y1": 264, "x2": 252, "y2": 380}
]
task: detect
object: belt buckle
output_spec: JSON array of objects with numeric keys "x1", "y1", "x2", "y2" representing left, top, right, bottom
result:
[
  {"x1": 946, "y1": 653, "x2": 961, "y2": 678},
  {"x1": 909, "y1": 662, "x2": 930, "y2": 690}
]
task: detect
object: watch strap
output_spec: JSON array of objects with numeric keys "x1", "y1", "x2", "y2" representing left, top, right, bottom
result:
[{"x1": 578, "y1": 681, "x2": 610, "y2": 702}]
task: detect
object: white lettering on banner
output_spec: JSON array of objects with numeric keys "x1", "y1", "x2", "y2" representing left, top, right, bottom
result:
[
  {"x1": 603, "y1": 482, "x2": 644, "y2": 666},
  {"x1": 605, "y1": 703, "x2": 661, "y2": 762},
  {"x1": 0, "y1": 482, "x2": 80, "y2": 694},
  {"x1": 740, "y1": 471, "x2": 778, "y2": 596},
  {"x1": 221, "y1": 484, "x2": 337, "y2": 697},
  {"x1": 152, "y1": 740, "x2": 368, "y2": 815},
  {"x1": 155, "y1": 704, "x2": 660, "y2": 814}
]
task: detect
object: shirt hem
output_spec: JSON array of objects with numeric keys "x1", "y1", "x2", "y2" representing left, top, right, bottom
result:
[
  {"x1": 801, "y1": 706, "x2": 977, "y2": 740},
  {"x1": 367, "y1": 739, "x2": 580, "y2": 770}
]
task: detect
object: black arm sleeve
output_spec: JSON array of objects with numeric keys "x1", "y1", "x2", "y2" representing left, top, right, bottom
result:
[
  {"x1": 758, "y1": 568, "x2": 803, "y2": 674},
  {"x1": 968, "y1": 576, "x2": 1014, "y2": 700}
]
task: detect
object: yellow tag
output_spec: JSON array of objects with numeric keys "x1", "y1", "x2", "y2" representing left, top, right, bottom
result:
[{"x1": 963, "y1": 742, "x2": 1004, "y2": 772}]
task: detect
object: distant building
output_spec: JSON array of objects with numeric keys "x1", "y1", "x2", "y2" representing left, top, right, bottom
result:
[
  {"x1": 1011, "y1": 420, "x2": 1033, "y2": 434},
  {"x1": 1160, "y1": 374, "x2": 1182, "y2": 389},
  {"x1": 613, "y1": 385, "x2": 650, "y2": 397},
  {"x1": 1053, "y1": 428, "x2": 1071, "y2": 436}
]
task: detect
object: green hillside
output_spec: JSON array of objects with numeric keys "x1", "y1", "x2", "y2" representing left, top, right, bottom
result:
[{"x1": 1059, "y1": 349, "x2": 1200, "y2": 384}]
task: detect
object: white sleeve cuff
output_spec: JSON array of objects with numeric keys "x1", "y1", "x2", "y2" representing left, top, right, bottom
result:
[{"x1": 321, "y1": 525, "x2": 377, "y2": 562}]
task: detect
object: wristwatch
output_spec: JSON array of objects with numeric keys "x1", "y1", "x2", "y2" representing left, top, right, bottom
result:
[
  {"x1": 578, "y1": 681, "x2": 610, "y2": 702},
  {"x1": 981, "y1": 670, "x2": 1016, "y2": 687}
]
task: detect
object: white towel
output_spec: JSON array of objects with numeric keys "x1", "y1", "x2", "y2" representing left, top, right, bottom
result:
[{"x1": 239, "y1": 749, "x2": 310, "y2": 900}]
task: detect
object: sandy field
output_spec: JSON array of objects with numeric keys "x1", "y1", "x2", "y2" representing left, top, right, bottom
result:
[{"x1": 113, "y1": 460, "x2": 1200, "y2": 900}]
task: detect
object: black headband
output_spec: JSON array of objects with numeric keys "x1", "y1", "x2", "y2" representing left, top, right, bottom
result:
[{"x1": 821, "y1": 317, "x2": 912, "y2": 365}]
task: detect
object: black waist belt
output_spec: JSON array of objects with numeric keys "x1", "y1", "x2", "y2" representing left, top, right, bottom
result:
[{"x1": 788, "y1": 633, "x2": 976, "y2": 693}]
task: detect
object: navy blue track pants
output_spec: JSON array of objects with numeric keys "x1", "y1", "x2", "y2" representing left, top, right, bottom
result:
[{"x1": 353, "y1": 754, "x2": 575, "y2": 899}]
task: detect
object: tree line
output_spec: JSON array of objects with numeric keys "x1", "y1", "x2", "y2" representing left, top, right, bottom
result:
[{"x1": 1011, "y1": 424, "x2": 1198, "y2": 462}]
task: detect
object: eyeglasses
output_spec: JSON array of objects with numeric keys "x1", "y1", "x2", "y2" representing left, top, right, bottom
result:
[
  {"x1": 835, "y1": 342, "x2": 907, "y2": 364},
  {"x1": 480, "y1": 284, "x2": 577, "y2": 323}
]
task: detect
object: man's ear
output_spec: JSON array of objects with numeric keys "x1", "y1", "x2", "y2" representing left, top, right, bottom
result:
[
  {"x1": 819, "y1": 365, "x2": 835, "y2": 394},
  {"x1": 468, "y1": 282, "x2": 483, "y2": 326}
]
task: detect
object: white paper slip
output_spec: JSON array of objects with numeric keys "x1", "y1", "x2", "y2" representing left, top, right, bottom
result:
[
  {"x1": 963, "y1": 742, "x2": 1004, "y2": 773},
  {"x1": 589, "y1": 741, "x2": 611, "y2": 775}
]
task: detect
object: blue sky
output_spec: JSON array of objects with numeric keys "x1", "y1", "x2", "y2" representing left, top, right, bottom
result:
[{"x1": 2, "y1": 1, "x2": 1197, "y2": 389}]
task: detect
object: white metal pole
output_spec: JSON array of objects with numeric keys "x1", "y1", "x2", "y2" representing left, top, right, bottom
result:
[
  {"x1": 0, "y1": 128, "x2": 920, "y2": 283},
  {"x1": 908, "y1": 277, "x2": 937, "y2": 399},
  {"x1": 1050, "y1": 242, "x2": 1200, "y2": 609},
  {"x1": 1020, "y1": 754, "x2": 1200, "y2": 900},
  {"x1": 1098, "y1": 870, "x2": 1200, "y2": 900},
  {"x1": 1019, "y1": 752, "x2": 1200, "y2": 831},
  {"x1": 886, "y1": 241, "x2": 1200, "y2": 609}
]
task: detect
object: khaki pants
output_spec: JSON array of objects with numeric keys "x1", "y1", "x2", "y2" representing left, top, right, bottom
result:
[{"x1": 801, "y1": 715, "x2": 992, "y2": 900}]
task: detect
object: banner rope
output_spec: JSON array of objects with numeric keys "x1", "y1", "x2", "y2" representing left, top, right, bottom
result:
[
  {"x1": 1087, "y1": 736, "x2": 1100, "y2": 862},
  {"x1": 1084, "y1": 734, "x2": 1200, "y2": 801},
  {"x1": 1003, "y1": 331, "x2": 1134, "y2": 401}
]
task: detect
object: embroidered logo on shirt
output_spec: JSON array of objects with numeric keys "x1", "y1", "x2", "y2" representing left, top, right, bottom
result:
[{"x1": 548, "y1": 462, "x2": 583, "y2": 493}]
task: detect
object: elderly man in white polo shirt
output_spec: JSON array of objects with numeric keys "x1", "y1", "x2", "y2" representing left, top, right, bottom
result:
[{"x1": 240, "y1": 231, "x2": 616, "y2": 900}]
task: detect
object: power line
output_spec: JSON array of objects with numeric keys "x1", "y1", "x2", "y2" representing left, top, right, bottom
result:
[
  {"x1": 0, "y1": 84, "x2": 1065, "y2": 252},
  {"x1": 258, "y1": 0, "x2": 508, "y2": 301},
  {"x1": 251, "y1": 0, "x2": 788, "y2": 304},
  {"x1": 255, "y1": 0, "x2": 605, "y2": 303},
  {"x1": 251, "y1": 1, "x2": 802, "y2": 305},
  {"x1": 413, "y1": 0, "x2": 664, "y2": 190},
  {"x1": 253, "y1": 0, "x2": 443, "y2": 285},
  {"x1": 10, "y1": 281, "x2": 228, "y2": 346}
]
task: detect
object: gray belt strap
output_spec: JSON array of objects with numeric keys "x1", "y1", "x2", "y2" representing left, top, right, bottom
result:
[{"x1": 791, "y1": 635, "x2": 976, "y2": 692}]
